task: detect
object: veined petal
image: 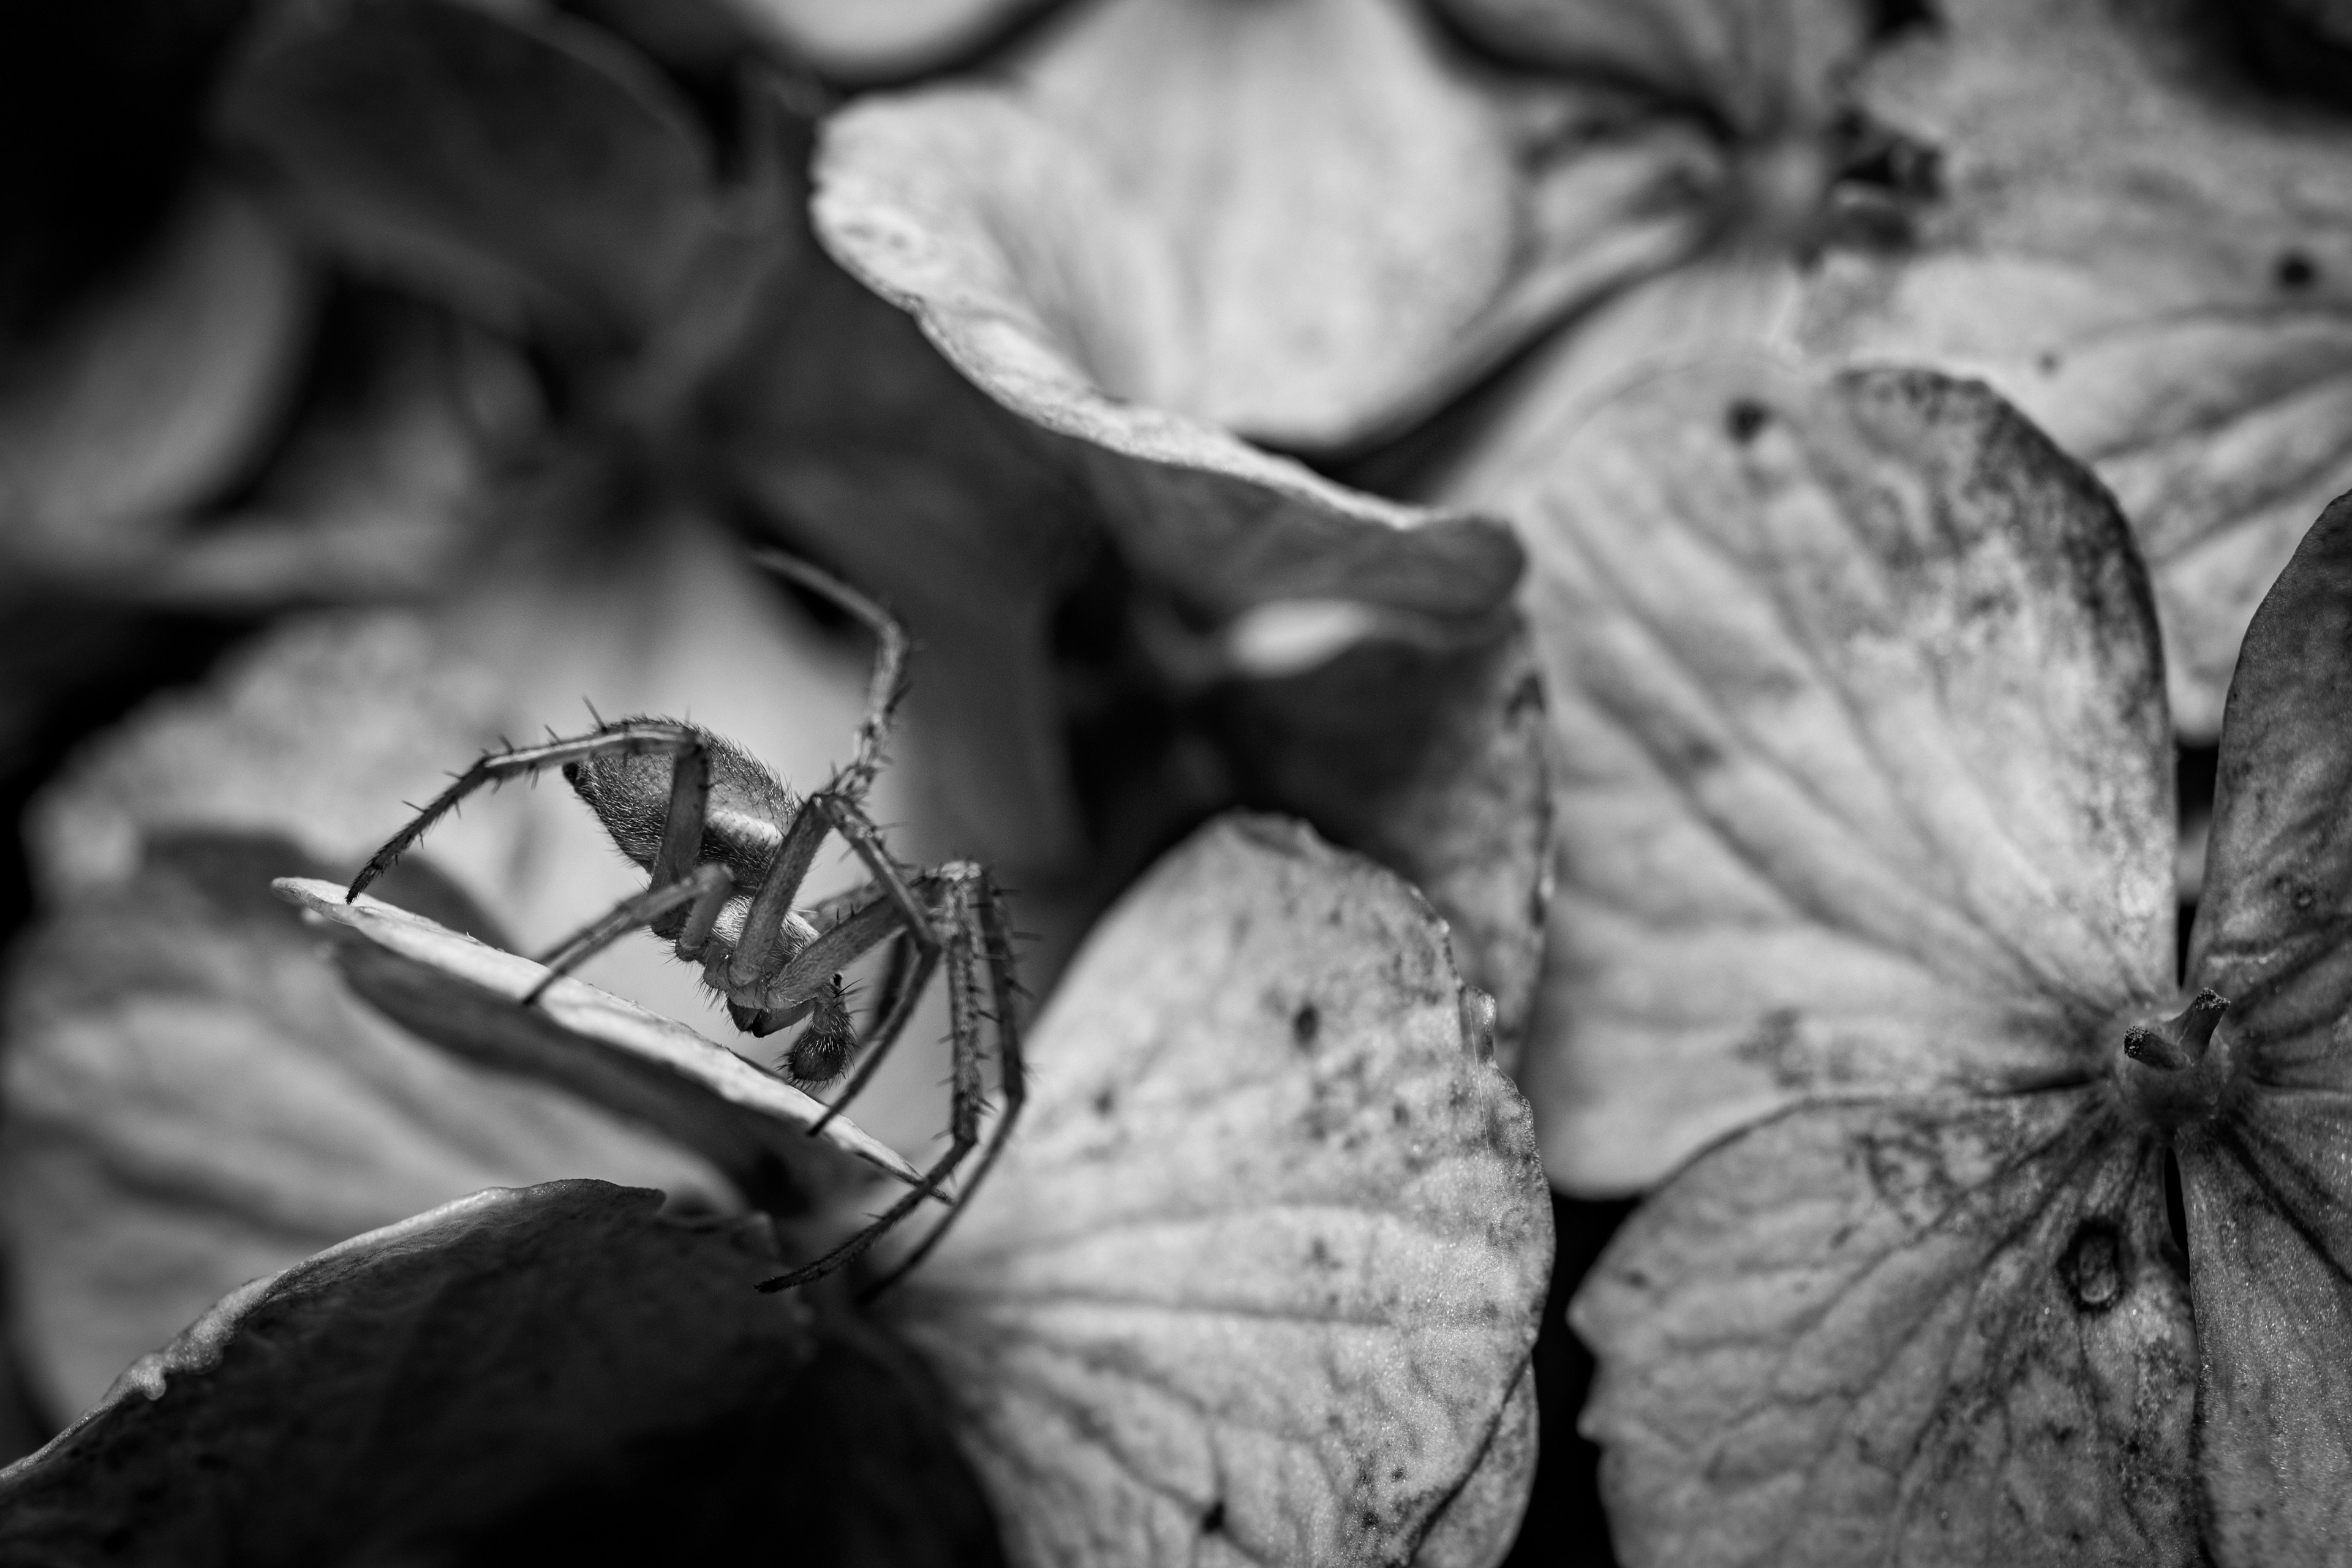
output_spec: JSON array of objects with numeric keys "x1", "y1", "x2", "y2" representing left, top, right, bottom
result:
[
  {"x1": 2176, "y1": 1114, "x2": 2352, "y2": 1566},
  {"x1": 1576, "y1": 1093, "x2": 2198, "y2": 1567},
  {"x1": 887, "y1": 815, "x2": 1551, "y2": 1567},
  {"x1": 2190, "y1": 494, "x2": 2352, "y2": 1087},
  {"x1": 1796, "y1": 0, "x2": 2352, "y2": 736},
  {"x1": 1502, "y1": 361, "x2": 2173, "y2": 1190}
]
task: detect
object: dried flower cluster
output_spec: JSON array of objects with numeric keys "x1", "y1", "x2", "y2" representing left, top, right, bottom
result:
[{"x1": 2, "y1": 0, "x2": 2350, "y2": 1562}]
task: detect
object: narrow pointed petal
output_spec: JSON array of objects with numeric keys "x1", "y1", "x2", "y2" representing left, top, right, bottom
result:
[
  {"x1": 2176, "y1": 1117, "x2": 2352, "y2": 1566},
  {"x1": 2190, "y1": 494, "x2": 2352, "y2": 1082}
]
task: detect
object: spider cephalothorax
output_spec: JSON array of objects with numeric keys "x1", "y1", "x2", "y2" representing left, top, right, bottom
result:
[{"x1": 345, "y1": 552, "x2": 1022, "y2": 1294}]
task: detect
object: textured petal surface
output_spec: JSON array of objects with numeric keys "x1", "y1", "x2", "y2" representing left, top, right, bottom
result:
[
  {"x1": 2175, "y1": 496, "x2": 2352, "y2": 1562},
  {"x1": 1212, "y1": 620, "x2": 1552, "y2": 1067},
  {"x1": 221, "y1": 0, "x2": 720, "y2": 347},
  {"x1": 2177, "y1": 1114, "x2": 2352, "y2": 1566},
  {"x1": 1, "y1": 837, "x2": 729, "y2": 1420},
  {"x1": 1502, "y1": 361, "x2": 2174, "y2": 1190},
  {"x1": 278, "y1": 878, "x2": 918, "y2": 1190},
  {"x1": 1796, "y1": 0, "x2": 2352, "y2": 736},
  {"x1": 887, "y1": 815, "x2": 1551, "y2": 1568},
  {"x1": 2190, "y1": 494, "x2": 2352, "y2": 1082},
  {"x1": 0, "y1": 1183, "x2": 817, "y2": 1561},
  {"x1": 1576, "y1": 1093, "x2": 2199, "y2": 1568}
]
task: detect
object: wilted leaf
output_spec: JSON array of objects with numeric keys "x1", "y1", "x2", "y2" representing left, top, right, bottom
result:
[
  {"x1": 220, "y1": 0, "x2": 722, "y2": 349},
  {"x1": 1561, "y1": 390, "x2": 2352, "y2": 1562},
  {"x1": 1794, "y1": 0, "x2": 2352, "y2": 735},
  {"x1": 0, "y1": 1182, "x2": 807, "y2": 1561},
  {"x1": 1499, "y1": 358, "x2": 2171, "y2": 1192},
  {"x1": 2, "y1": 835, "x2": 731, "y2": 1420},
  {"x1": 278, "y1": 877, "x2": 921, "y2": 1196},
  {"x1": 0, "y1": 181, "x2": 313, "y2": 575},
  {"x1": 886, "y1": 814, "x2": 1551, "y2": 1567}
]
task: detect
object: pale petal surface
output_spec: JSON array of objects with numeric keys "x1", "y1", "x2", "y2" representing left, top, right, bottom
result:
[
  {"x1": 1795, "y1": 0, "x2": 2352, "y2": 735},
  {"x1": 1577, "y1": 1094, "x2": 2199, "y2": 1567},
  {"x1": 1006, "y1": 0, "x2": 1692, "y2": 448},
  {"x1": 1501, "y1": 360, "x2": 2174, "y2": 1191},
  {"x1": 797, "y1": 83, "x2": 1552, "y2": 1040},
  {"x1": 886, "y1": 815, "x2": 1551, "y2": 1567},
  {"x1": 277, "y1": 880, "x2": 919, "y2": 1191}
]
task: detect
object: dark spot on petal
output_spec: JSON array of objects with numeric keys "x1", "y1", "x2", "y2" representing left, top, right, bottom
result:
[
  {"x1": 2036, "y1": 351, "x2": 2061, "y2": 375},
  {"x1": 2060, "y1": 1218, "x2": 2125, "y2": 1312},
  {"x1": 2277, "y1": 251, "x2": 2318, "y2": 290},
  {"x1": 1093, "y1": 1087, "x2": 1116, "y2": 1117},
  {"x1": 1725, "y1": 399, "x2": 1770, "y2": 443},
  {"x1": 1200, "y1": 1500, "x2": 1226, "y2": 1536},
  {"x1": 1292, "y1": 1003, "x2": 1320, "y2": 1048}
]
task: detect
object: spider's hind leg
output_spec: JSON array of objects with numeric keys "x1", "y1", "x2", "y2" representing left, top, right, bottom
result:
[
  {"x1": 858, "y1": 868, "x2": 1024, "y2": 1298},
  {"x1": 347, "y1": 720, "x2": 709, "y2": 902},
  {"x1": 758, "y1": 862, "x2": 995, "y2": 1295}
]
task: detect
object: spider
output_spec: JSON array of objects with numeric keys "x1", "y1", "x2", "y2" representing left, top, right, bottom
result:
[{"x1": 345, "y1": 551, "x2": 1022, "y2": 1297}]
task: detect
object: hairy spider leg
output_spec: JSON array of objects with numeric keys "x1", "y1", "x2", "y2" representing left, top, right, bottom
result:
[
  {"x1": 524, "y1": 862, "x2": 736, "y2": 1004},
  {"x1": 752, "y1": 548, "x2": 909, "y2": 805},
  {"x1": 760, "y1": 862, "x2": 1003, "y2": 1295},
  {"x1": 798, "y1": 793, "x2": 953, "y2": 1125},
  {"x1": 346, "y1": 722, "x2": 709, "y2": 903},
  {"x1": 859, "y1": 870, "x2": 1026, "y2": 1300}
]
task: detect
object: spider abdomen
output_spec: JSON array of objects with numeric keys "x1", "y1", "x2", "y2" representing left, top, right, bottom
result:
[{"x1": 563, "y1": 718, "x2": 801, "y2": 883}]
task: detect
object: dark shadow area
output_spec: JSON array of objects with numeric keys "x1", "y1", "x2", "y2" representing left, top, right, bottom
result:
[{"x1": 1502, "y1": 1191, "x2": 1638, "y2": 1567}]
